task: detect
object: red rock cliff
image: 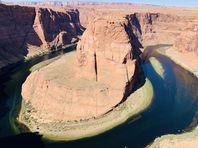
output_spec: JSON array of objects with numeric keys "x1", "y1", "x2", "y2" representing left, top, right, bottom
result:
[
  {"x1": 79, "y1": 10, "x2": 196, "y2": 46},
  {"x1": 0, "y1": 4, "x2": 84, "y2": 69}
]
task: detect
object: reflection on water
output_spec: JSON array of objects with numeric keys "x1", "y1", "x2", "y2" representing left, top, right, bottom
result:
[{"x1": 0, "y1": 45, "x2": 198, "y2": 148}]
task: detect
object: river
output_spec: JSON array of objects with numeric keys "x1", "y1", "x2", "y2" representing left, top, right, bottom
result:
[{"x1": 0, "y1": 45, "x2": 198, "y2": 148}]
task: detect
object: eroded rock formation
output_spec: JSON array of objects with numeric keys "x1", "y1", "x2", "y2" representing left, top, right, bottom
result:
[
  {"x1": 0, "y1": 4, "x2": 83, "y2": 69},
  {"x1": 21, "y1": 9, "x2": 198, "y2": 125},
  {"x1": 21, "y1": 16, "x2": 144, "y2": 122}
]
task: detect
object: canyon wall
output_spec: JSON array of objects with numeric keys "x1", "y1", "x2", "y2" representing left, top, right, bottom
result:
[
  {"x1": 79, "y1": 8, "x2": 198, "y2": 47},
  {"x1": 1, "y1": 3, "x2": 197, "y2": 69},
  {"x1": 122, "y1": 12, "x2": 197, "y2": 46},
  {"x1": 0, "y1": 4, "x2": 83, "y2": 69}
]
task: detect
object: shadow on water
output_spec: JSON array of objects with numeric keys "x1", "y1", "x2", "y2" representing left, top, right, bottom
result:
[
  {"x1": 0, "y1": 133, "x2": 45, "y2": 148},
  {"x1": 0, "y1": 45, "x2": 76, "y2": 143},
  {"x1": 1, "y1": 44, "x2": 198, "y2": 148}
]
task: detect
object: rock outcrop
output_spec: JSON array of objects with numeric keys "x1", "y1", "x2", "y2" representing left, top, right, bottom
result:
[
  {"x1": 21, "y1": 16, "x2": 144, "y2": 122},
  {"x1": 77, "y1": 17, "x2": 136, "y2": 81},
  {"x1": 0, "y1": 4, "x2": 83, "y2": 69},
  {"x1": 17, "y1": 3, "x2": 198, "y2": 144},
  {"x1": 21, "y1": 10, "x2": 197, "y2": 126}
]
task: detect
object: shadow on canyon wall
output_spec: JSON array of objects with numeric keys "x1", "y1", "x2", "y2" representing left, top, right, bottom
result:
[
  {"x1": 121, "y1": 16, "x2": 145, "y2": 103},
  {"x1": 0, "y1": 4, "x2": 84, "y2": 69}
]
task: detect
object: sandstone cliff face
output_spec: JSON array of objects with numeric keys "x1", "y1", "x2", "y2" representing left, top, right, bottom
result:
[
  {"x1": 126, "y1": 13, "x2": 189, "y2": 46},
  {"x1": 0, "y1": 4, "x2": 35, "y2": 68},
  {"x1": 33, "y1": 8, "x2": 83, "y2": 48},
  {"x1": 79, "y1": 9, "x2": 196, "y2": 46},
  {"x1": 76, "y1": 17, "x2": 141, "y2": 100},
  {"x1": 0, "y1": 4, "x2": 83, "y2": 69}
]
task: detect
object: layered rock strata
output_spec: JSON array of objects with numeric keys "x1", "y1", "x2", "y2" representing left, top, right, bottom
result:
[
  {"x1": 0, "y1": 4, "x2": 83, "y2": 69},
  {"x1": 79, "y1": 9, "x2": 198, "y2": 46}
]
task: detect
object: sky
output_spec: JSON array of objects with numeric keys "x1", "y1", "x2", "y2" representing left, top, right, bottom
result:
[{"x1": 2, "y1": 0, "x2": 198, "y2": 7}]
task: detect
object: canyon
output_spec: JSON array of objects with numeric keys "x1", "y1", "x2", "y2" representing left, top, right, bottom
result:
[
  {"x1": 0, "y1": 4, "x2": 84, "y2": 69},
  {"x1": 0, "y1": 2, "x2": 198, "y2": 148}
]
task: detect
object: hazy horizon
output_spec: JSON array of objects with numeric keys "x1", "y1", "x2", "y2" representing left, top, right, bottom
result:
[{"x1": 1, "y1": 0, "x2": 198, "y2": 8}]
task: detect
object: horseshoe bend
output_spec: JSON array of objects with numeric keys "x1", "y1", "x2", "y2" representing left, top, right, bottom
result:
[
  {"x1": 20, "y1": 14, "x2": 152, "y2": 139},
  {"x1": 0, "y1": 1, "x2": 198, "y2": 148}
]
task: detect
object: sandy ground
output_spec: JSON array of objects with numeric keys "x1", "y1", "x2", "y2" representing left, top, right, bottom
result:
[{"x1": 164, "y1": 47, "x2": 198, "y2": 77}]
